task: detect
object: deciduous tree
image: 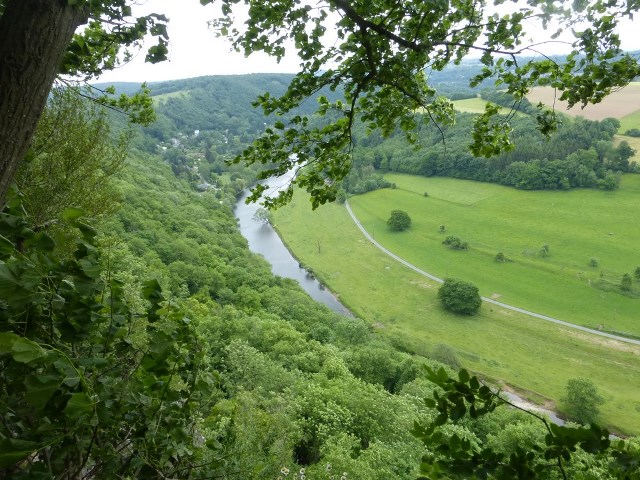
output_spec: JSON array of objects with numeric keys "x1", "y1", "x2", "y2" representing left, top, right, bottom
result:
[
  {"x1": 563, "y1": 378, "x2": 605, "y2": 424},
  {"x1": 387, "y1": 209, "x2": 411, "y2": 231},
  {"x1": 437, "y1": 278, "x2": 482, "y2": 315},
  {"x1": 0, "y1": 0, "x2": 168, "y2": 205}
]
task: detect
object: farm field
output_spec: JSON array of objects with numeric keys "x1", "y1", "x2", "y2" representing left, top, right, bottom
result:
[
  {"x1": 350, "y1": 173, "x2": 640, "y2": 337},
  {"x1": 527, "y1": 83, "x2": 640, "y2": 122},
  {"x1": 271, "y1": 187, "x2": 640, "y2": 434},
  {"x1": 619, "y1": 109, "x2": 640, "y2": 135},
  {"x1": 451, "y1": 97, "x2": 490, "y2": 114}
]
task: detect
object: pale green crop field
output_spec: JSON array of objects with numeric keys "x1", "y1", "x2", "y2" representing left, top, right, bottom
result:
[
  {"x1": 349, "y1": 174, "x2": 640, "y2": 338},
  {"x1": 272, "y1": 180, "x2": 640, "y2": 434},
  {"x1": 619, "y1": 110, "x2": 640, "y2": 134},
  {"x1": 451, "y1": 98, "x2": 490, "y2": 114}
]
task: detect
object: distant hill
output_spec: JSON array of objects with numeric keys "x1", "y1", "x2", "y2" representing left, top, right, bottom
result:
[{"x1": 149, "y1": 74, "x2": 306, "y2": 136}]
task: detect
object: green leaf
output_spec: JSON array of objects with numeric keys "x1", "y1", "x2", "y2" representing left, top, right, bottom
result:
[
  {"x1": 62, "y1": 207, "x2": 86, "y2": 221},
  {"x1": 0, "y1": 331, "x2": 19, "y2": 354},
  {"x1": 9, "y1": 335, "x2": 47, "y2": 364},
  {"x1": 23, "y1": 231, "x2": 55, "y2": 251},
  {"x1": 0, "y1": 263, "x2": 33, "y2": 305},
  {"x1": 75, "y1": 221, "x2": 98, "y2": 240},
  {"x1": 0, "y1": 438, "x2": 39, "y2": 468},
  {"x1": 24, "y1": 374, "x2": 62, "y2": 411},
  {"x1": 64, "y1": 392, "x2": 94, "y2": 420},
  {"x1": 0, "y1": 234, "x2": 15, "y2": 256}
]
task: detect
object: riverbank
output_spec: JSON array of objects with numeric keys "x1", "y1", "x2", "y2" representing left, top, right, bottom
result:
[{"x1": 234, "y1": 186, "x2": 352, "y2": 316}]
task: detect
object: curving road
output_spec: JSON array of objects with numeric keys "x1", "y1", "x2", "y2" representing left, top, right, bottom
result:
[{"x1": 344, "y1": 201, "x2": 640, "y2": 347}]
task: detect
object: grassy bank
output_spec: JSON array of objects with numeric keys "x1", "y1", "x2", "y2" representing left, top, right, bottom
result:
[{"x1": 272, "y1": 183, "x2": 640, "y2": 434}]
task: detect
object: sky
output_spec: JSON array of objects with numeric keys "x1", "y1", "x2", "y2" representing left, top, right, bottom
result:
[
  {"x1": 96, "y1": 0, "x2": 301, "y2": 83},
  {"x1": 96, "y1": 0, "x2": 640, "y2": 84}
]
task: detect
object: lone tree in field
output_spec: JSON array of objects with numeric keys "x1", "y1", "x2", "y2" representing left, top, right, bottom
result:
[
  {"x1": 437, "y1": 278, "x2": 482, "y2": 315},
  {"x1": 563, "y1": 378, "x2": 605, "y2": 425},
  {"x1": 621, "y1": 273, "x2": 633, "y2": 291},
  {"x1": 387, "y1": 210, "x2": 411, "y2": 231}
]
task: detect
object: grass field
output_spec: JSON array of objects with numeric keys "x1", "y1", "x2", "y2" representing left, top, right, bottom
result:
[
  {"x1": 452, "y1": 98, "x2": 491, "y2": 114},
  {"x1": 151, "y1": 91, "x2": 190, "y2": 104},
  {"x1": 619, "y1": 109, "x2": 640, "y2": 135},
  {"x1": 527, "y1": 83, "x2": 640, "y2": 122},
  {"x1": 349, "y1": 174, "x2": 640, "y2": 337},
  {"x1": 272, "y1": 180, "x2": 640, "y2": 434}
]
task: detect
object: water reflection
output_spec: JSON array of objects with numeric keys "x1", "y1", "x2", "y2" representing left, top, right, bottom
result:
[{"x1": 235, "y1": 185, "x2": 352, "y2": 317}]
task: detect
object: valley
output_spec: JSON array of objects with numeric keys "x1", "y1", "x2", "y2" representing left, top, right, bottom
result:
[{"x1": 271, "y1": 175, "x2": 640, "y2": 434}]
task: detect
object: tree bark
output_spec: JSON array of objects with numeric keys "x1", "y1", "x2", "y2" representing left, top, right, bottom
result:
[{"x1": 0, "y1": 0, "x2": 88, "y2": 206}]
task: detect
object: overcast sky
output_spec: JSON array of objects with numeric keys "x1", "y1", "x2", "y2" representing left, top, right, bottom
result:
[
  {"x1": 96, "y1": 0, "x2": 300, "y2": 83},
  {"x1": 96, "y1": 0, "x2": 640, "y2": 84}
]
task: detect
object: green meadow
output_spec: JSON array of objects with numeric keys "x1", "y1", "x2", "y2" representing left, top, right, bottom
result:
[
  {"x1": 451, "y1": 97, "x2": 490, "y2": 114},
  {"x1": 151, "y1": 90, "x2": 190, "y2": 103},
  {"x1": 351, "y1": 174, "x2": 640, "y2": 337},
  {"x1": 272, "y1": 178, "x2": 640, "y2": 434},
  {"x1": 620, "y1": 109, "x2": 640, "y2": 135}
]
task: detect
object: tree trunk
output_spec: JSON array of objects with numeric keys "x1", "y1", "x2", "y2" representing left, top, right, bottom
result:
[{"x1": 0, "y1": 0, "x2": 88, "y2": 206}]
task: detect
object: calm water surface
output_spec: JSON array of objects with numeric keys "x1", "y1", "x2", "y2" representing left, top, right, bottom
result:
[{"x1": 235, "y1": 182, "x2": 352, "y2": 317}]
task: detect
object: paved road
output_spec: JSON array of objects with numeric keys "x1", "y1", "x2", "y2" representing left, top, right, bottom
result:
[{"x1": 344, "y1": 201, "x2": 640, "y2": 347}]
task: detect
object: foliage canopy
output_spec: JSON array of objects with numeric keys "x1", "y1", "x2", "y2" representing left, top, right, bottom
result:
[
  {"x1": 387, "y1": 209, "x2": 411, "y2": 231},
  {"x1": 437, "y1": 278, "x2": 482, "y2": 315}
]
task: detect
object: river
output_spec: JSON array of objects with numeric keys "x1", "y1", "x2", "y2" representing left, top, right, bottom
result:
[{"x1": 234, "y1": 185, "x2": 352, "y2": 317}]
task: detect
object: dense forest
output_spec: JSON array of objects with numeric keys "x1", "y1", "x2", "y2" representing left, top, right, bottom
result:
[
  {"x1": 2, "y1": 73, "x2": 639, "y2": 478},
  {"x1": 343, "y1": 102, "x2": 636, "y2": 197}
]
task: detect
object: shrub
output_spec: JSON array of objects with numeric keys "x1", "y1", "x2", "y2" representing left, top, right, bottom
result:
[
  {"x1": 495, "y1": 252, "x2": 505, "y2": 262},
  {"x1": 387, "y1": 209, "x2": 411, "y2": 231},
  {"x1": 437, "y1": 278, "x2": 482, "y2": 315},
  {"x1": 443, "y1": 235, "x2": 468, "y2": 250},
  {"x1": 443, "y1": 235, "x2": 461, "y2": 247},
  {"x1": 589, "y1": 257, "x2": 599, "y2": 267}
]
